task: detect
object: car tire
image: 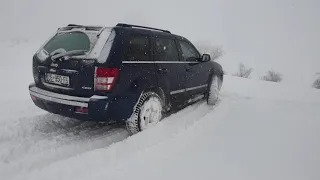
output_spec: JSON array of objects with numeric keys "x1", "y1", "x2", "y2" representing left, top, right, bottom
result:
[
  {"x1": 207, "y1": 75, "x2": 222, "y2": 105},
  {"x1": 126, "y1": 91, "x2": 163, "y2": 135}
]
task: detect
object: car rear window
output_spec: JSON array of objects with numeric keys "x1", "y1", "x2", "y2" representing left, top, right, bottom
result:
[{"x1": 43, "y1": 31, "x2": 96, "y2": 55}]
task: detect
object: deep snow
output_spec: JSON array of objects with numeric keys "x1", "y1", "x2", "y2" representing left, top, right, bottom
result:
[{"x1": 0, "y1": 41, "x2": 320, "y2": 180}]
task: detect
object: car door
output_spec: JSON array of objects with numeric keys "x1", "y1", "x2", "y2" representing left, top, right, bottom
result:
[
  {"x1": 178, "y1": 40, "x2": 210, "y2": 97},
  {"x1": 119, "y1": 32, "x2": 158, "y2": 95},
  {"x1": 154, "y1": 37, "x2": 186, "y2": 106}
]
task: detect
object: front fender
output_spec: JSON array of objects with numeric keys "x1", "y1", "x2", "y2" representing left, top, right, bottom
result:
[{"x1": 211, "y1": 61, "x2": 224, "y2": 76}]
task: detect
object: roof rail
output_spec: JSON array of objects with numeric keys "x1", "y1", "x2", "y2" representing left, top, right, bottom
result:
[
  {"x1": 116, "y1": 23, "x2": 171, "y2": 33},
  {"x1": 67, "y1": 24, "x2": 85, "y2": 27},
  {"x1": 60, "y1": 24, "x2": 102, "y2": 31}
]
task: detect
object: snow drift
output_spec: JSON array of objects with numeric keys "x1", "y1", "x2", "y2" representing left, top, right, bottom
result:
[{"x1": 0, "y1": 41, "x2": 320, "y2": 180}]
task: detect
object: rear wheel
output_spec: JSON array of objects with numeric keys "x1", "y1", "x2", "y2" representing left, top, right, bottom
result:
[
  {"x1": 126, "y1": 91, "x2": 163, "y2": 135},
  {"x1": 207, "y1": 75, "x2": 222, "y2": 105}
]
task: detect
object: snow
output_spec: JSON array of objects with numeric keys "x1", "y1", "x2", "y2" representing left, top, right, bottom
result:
[
  {"x1": 2, "y1": 0, "x2": 320, "y2": 85},
  {"x1": 1, "y1": 41, "x2": 320, "y2": 180}
]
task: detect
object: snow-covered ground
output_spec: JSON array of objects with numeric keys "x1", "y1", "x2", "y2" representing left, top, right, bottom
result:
[{"x1": 1, "y1": 42, "x2": 320, "y2": 180}]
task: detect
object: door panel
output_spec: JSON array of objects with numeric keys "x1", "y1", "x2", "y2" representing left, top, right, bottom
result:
[
  {"x1": 117, "y1": 34, "x2": 157, "y2": 96},
  {"x1": 178, "y1": 40, "x2": 209, "y2": 97},
  {"x1": 154, "y1": 38, "x2": 186, "y2": 106},
  {"x1": 185, "y1": 62, "x2": 211, "y2": 96}
]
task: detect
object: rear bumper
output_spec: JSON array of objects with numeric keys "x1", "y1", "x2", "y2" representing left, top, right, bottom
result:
[
  {"x1": 29, "y1": 86, "x2": 91, "y2": 107},
  {"x1": 29, "y1": 84, "x2": 137, "y2": 122}
]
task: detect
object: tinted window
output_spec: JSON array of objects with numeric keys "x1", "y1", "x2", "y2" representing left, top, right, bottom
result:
[
  {"x1": 43, "y1": 32, "x2": 91, "y2": 54},
  {"x1": 126, "y1": 35, "x2": 150, "y2": 61},
  {"x1": 155, "y1": 38, "x2": 179, "y2": 61},
  {"x1": 179, "y1": 41, "x2": 200, "y2": 61}
]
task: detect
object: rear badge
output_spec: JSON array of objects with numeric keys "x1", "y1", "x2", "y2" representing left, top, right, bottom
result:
[{"x1": 82, "y1": 86, "x2": 92, "y2": 90}]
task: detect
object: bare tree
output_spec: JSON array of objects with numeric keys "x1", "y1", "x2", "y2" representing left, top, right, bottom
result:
[
  {"x1": 208, "y1": 46, "x2": 223, "y2": 61},
  {"x1": 312, "y1": 73, "x2": 320, "y2": 89},
  {"x1": 233, "y1": 63, "x2": 253, "y2": 78},
  {"x1": 261, "y1": 70, "x2": 283, "y2": 82},
  {"x1": 195, "y1": 43, "x2": 224, "y2": 61}
]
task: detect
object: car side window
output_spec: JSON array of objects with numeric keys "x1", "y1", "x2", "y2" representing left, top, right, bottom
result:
[
  {"x1": 155, "y1": 38, "x2": 179, "y2": 61},
  {"x1": 126, "y1": 35, "x2": 150, "y2": 61},
  {"x1": 179, "y1": 41, "x2": 200, "y2": 61}
]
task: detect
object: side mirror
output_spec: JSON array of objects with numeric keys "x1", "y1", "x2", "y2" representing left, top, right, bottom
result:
[{"x1": 200, "y1": 54, "x2": 211, "y2": 62}]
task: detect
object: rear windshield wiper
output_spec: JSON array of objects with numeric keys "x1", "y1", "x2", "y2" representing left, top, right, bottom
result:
[{"x1": 51, "y1": 50, "x2": 88, "y2": 61}]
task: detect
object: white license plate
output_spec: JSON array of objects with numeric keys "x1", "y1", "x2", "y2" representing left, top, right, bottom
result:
[{"x1": 45, "y1": 73, "x2": 70, "y2": 86}]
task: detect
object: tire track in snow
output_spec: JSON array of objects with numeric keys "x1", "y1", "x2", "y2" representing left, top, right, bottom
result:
[
  {"x1": 0, "y1": 99, "x2": 219, "y2": 179},
  {"x1": 0, "y1": 113, "x2": 129, "y2": 177}
]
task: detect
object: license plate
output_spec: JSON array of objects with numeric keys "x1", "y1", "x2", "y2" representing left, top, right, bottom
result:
[{"x1": 45, "y1": 73, "x2": 70, "y2": 86}]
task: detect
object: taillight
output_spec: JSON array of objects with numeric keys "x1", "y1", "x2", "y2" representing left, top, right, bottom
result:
[
  {"x1": 94, "y1": 67, "x2": 119, "y2": 92},
  {"x1": 31, "y1": 95, "x2": 37, "y2": 101}
]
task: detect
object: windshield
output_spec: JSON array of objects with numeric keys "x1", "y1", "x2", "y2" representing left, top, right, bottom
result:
[{"x1": 43, "y1": 31, "x2": 96, "y2": 55}]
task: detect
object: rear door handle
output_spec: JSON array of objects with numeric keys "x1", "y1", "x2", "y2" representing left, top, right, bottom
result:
[
  {"x1": 158, "y1": 68, "x2": 168, "y2": 73},
  {"x1": 186, "y1": 68, "x2": 192, "y2": 72}
]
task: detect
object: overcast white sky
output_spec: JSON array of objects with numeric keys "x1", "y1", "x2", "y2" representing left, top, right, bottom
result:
[{"x1": 1, "y1": 0, "x2": 319, "y2": 84}]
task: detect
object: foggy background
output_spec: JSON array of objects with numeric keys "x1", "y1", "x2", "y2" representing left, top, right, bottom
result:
[{"x1": 1, "y1": 0, "x2": 319, "y2": 85}]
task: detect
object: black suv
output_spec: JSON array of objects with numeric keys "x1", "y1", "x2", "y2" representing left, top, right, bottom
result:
[{"x1": 29, "y1": 23, "x2": 224, "y2": 134}]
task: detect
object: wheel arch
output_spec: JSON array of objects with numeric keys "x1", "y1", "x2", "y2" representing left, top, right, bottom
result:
[
  {"x1": 206, "y1": 65, "x2": 224, "y2": 95},
  {"x1": 208, "y1": 61, "x2": 224, "y2": 84},
  {"x1": 142, "y1": 86, "x2": 167, "y2": 110}
]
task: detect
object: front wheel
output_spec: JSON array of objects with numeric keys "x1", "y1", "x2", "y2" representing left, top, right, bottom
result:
[
  {"x1": 207, "y1": 75, "x2": 222, "y2": 105},
  {"x1": 126, "y1": 92, "x2": 163, "y2": 135}
]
